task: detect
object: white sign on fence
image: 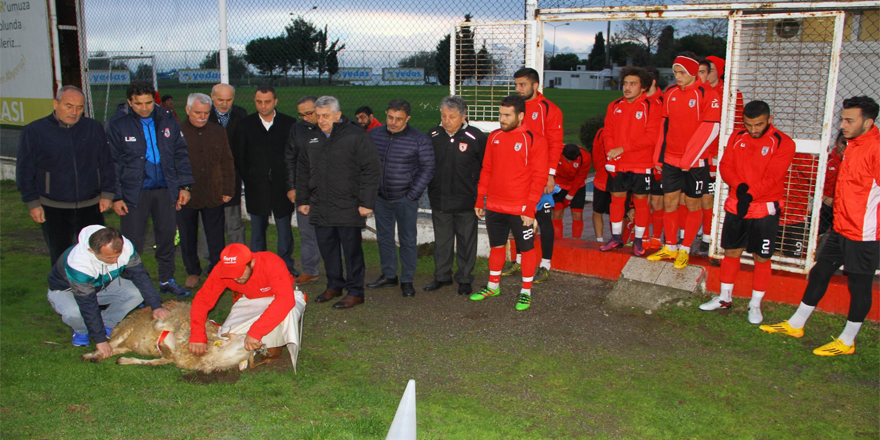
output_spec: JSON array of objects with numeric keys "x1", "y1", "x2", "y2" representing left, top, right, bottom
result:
[
  {"x1": 0, "y1": 0, "x2": 55, "y2": 125},
  {"x1": 89, "y1": 70, "x2": 132, "y2": 85},
  {"x1": 333, "y1": 68, "x2": 373, "y2": 82},
  {"x1": 178, "y1": 69, "x2": 221, "y2": 84},
  {"x1": 383, "y1": 68, "x2": 425, "y2": 82}
]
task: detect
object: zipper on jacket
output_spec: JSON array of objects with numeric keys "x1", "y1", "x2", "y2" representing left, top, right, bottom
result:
[{"x1": 382, "y1": 133, "x2": 394, "y2": 197}]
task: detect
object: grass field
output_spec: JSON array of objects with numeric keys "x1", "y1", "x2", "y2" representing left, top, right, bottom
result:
[
  {"x1": 88, "y1": 85, "x2": 618, "y2": 145},
  {"x1": 1, "y1": 180, "x2": 878, "y2": 439}
]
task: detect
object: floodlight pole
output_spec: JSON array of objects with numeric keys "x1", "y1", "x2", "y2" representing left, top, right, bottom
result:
[
  {"x1": 219, "y1": 0, "x2": 229, "y2": 83},
  {"x1": 547, "y1": 22, "x2": 569, "y2": 57}
]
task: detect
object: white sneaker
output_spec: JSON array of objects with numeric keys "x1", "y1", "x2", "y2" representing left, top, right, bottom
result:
[
  {"x1": 748, "y1": 305, "x2": 763, "y2": 324},
  {"x1": 698, "y1": 296, "x2": 732, "y2": 311}
]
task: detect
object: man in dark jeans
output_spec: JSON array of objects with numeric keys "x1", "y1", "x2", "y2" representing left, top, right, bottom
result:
[
  {"x1": 16, "y1": 85, "x2": 117, "y2": 267},
  {"x1": 106, "y1": 81, "x2": 194, "y2": 297},
  {"x1": 296, "y1": 96, "x2": 380, "y2": 309},
  {"x1": 366, "y1": 99, "x2": 435, "y2": 298}
]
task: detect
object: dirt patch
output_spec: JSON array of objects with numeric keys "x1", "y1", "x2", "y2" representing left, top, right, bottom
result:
[
  {"x1": 2, "y1": 228, "x2": 49, "y2": 255},
  {"x1": 179, "y1": 369, "x2": 242, "y2": 385}
]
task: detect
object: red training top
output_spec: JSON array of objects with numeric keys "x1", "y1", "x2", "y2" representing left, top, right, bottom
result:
[
  {"x1": 780, "y1": 153, "x2": 819, "y2": 226},
  {"x1": 592, "y1": 128, "x2": 608, "y2": 191},
  {"x1": 833, "y1": 125, "x2": 880, "y2": 241},
  {"x1": 555, "y1": 149, "x2": 591, "y2": 193},
  {"x1": 603, "y1": 92, "x2": 663, "y2": 174},
  {"x1": 189, "y1": 252, "x2": 296, "y2": 343},
  {"x1": 523, "y1": 92, "x2": 564, "y2": 175},
  {"x1": 477, "y1": 125, "x2": 548, "y2": 217},
  {"x1": 655, "y1": 80, "x2": 721, "y2": 169},
  {"x1": 366, "y1": 117, "x2": 382, "y2": 132},
  {"x1": 823, "y1": 148, "x2": 844, "y2": 198}
]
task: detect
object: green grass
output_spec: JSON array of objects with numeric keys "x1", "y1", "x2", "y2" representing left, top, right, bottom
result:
[
  {"x1": 88, "y1": 85, "x2": 617, "y2": 145},
  {"x1": 1, "y1": 179, "x2": 877, "y2": 439}
]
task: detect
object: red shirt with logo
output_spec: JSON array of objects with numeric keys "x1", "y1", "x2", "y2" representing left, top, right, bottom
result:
[
  {"x1": 477, "y1": 125, "x2": 548, "y2": 217},
  {"x1": 655, "y1": 80, "x2": 721, "y2": 169},
  {"x1": 555, "y1": 149, "x2": 591, "y2": 193},
  {"x1": 603, "y1": 93, "x2": 663, "y2": 173},
  {"x1": 523, "y1": 92, "x2": 564, "y2": 175},
  {"x1": 720, "y1": 125, "x2": 796, "y2": 219},
  {"x1": 833, "y1": 125, "x2": 880, "y2": 241},
  {"x1": 189, "y1": 252, "x2": 296, "y2": 343},
  {"x1": 592, "y1": 128, "x2": 608, "y2": 191}
]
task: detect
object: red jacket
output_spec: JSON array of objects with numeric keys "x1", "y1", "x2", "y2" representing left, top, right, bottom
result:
[
  {"x1": 655, "y1": 80, "x2": 721, "y2": 169},
  {"x1": 366, "y1": 117, "x2": 382, "y2": 132},
  {"x1": 710, "y1": 80, "x2": 744, "y2": 136},
  {"x1": 720, "y1": 125, "x2": 796, "y2": 219},
  {"x1": 523, "y1": 92, "x2": 564, "y2": 175},
  {"x1": 781, "y1": 153, "x2": 819, "y2": 225},
  {"x1": 477, "y1": 125, "x2": 548, "y2": 217},
  {"x1": 603, "y1": 93, "x2": 663, "y2": 173},
  {"x1": 555, "y1": 149, "x2": 591, "y2": 193},
  {"x1": 592, "y1": 128, "x2": 608, "y2": 191},
  {"x1": 189, "y1": 252, "x2": 296, "y2": 343},
  {"x1": 823, "y1": 148, "x2": 844, "y2": 198},
  {"x1": 833, "y1": 125, "x2": 880, "y2": 241}
]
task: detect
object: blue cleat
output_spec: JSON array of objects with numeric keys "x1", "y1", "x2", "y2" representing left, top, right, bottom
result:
[
  {"x1": 159, "y1": 279, "x2": 191, "y2": 297},
  {"x1": 72, "y1": 331, "x2": 90, "y2": 347}
]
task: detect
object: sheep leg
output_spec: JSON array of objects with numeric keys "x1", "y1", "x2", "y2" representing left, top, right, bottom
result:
[
  {"x1": 80, "y1": 345, "x2": 132, "y2": 363},
  {"x1": 116, "y1": 356, "x2": 174, "y2": 367}
]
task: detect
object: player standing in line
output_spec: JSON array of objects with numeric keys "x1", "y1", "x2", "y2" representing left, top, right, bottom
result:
[
  {"x1": 591, "y1": 127, "x2": 611, "y2": 243},
  {"x1": 698, "y1": 101, "x2": 795, "y2": 324},
  {"x1": 599, "y1": 67, "x2": 663, "y2": 256},
  {"x1": 643, "y1": 67, "x2": 666, "y2": 250},
  {"x1": 472, "y1": 95, "x2": 548, "y2": 311},
  {"x1": 761, "y1": 96, "x2": 879, "y2": 356},
  {"x1": 552, "y1": 143, "x2": 591, "y2": 239},
  {"x1": 648, "y1": 52, "x2": 722, "y2": 268},
  {"x1": 501, "y1": 68, "x2": 563, "y2": 283}
]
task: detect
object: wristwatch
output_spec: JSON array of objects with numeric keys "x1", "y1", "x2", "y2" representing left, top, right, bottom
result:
[{"x1": 180, "y1": 185, "x2": 193, "y2": 192}]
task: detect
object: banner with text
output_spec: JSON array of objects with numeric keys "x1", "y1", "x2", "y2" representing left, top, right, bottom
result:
[
  {"x1": 332, "y1": 68, "x2": 372, "y2": 82},
  {"x1": 382, "y1": 68, "x2": 425, "y2": 82},
  {"x1": 178, "y1": 69, "x2": 221, "y2": 84},
  {"x1": 89, "y1": 70, "x2": 132, "y2": 85},
  {"x1": 0, "y1": 0, "x2": 55, "y2": 125}
]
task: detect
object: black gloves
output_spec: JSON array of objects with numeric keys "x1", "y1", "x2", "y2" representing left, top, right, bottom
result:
[{"x1": 736, "y1": 184, "x2": 752, "y2": 217}]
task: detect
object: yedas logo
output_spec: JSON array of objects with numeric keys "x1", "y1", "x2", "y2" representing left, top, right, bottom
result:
[{"x1": 223, "y1": 256, "x2": 237, "y2": 264}]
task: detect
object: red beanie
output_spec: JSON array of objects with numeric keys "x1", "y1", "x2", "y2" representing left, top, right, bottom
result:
[
  {"x1": 673, "y1": 55, "x2": 699, "y2": 77},
  {"x1": 705, "y1": 56, "x2": 726, "y2": 78}
]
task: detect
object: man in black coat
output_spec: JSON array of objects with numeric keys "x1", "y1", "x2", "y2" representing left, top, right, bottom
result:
[
  {"x1": 209, "y1": 83, "x2": 248, "y2": 244},
  {"x1": 424, "y1": 96, "x2": 487, "y2": 296},
  {"x1": 232, "y1": 85, "x2": 299, "y2": 276},
  {"x1": 296, "y1": 96, "x2": 380, "y2": 309}
]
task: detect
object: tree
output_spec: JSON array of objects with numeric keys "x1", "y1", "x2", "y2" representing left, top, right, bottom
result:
[
  {"x1": 315, "y1": 25, "x2": 345, "y2": 85},
  {"x1": 586, "y1": 32, "x2": 606, "y2": 70},
  {"x1": 456, "y1": 14, "x2": 477, "y2": 83},
  {"x1": 475, "y1": 43, "x2": 499, "y2": 84},
  {"x1": 199, "y1": 48, "x2": 249, "y2": 80},
  {"x1": 675, "y1": 34, "x2": 726, "y2": 59},
  {"x1": 133, "y1": 63, "x2": 153, "y2": 81},
  {"x1": 653, "y1": 25, "x2": 677, "y2": 67},
  {"x1": 547, "y1": 53, "x2": 582, "y2": 71},
  {"x1": 245, "y1": 36, "x2": 290, "y2": 84},
  {"x1": 608, "y1": 41, "x2": 652, "y2": 67},
  {"x1": 284, "y1": 16, "x2": 320, "y2": 85},
  {"x1": 398, "y1": 51, "x2": 438, "y2": 81},
  {"x1": 326, "y1": 46, "x2": 341, "y2": 85},
  {"x1": 686, "y1": 19, "x2": 728, "y2": 39},
  {"x1": 618, "y1": 19, "x2": 668, "y2": 53},
  {"x1": 435, "y1": 34, "x2": 451, "y2": 86}
]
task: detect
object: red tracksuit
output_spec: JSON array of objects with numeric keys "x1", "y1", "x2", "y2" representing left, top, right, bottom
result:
[
  {"x1": 190, "y1": 252, "x2": 296, "y2": 343},
  {"x1": 603, "y1": 93, "x2": 664, "y2": 174},
  {"x1": 781, "y1": 153, "x2": 819, "y2": 225},
  {"x1": 477, "y1": 125, "x2": 549, "y2": 218},
  {"x1": 655, "y1": 80, "x2": 722, "y2": 169},
  {"x1": 823, "y1": 148, "x2": 844, "y2": 198},
  {"x1": 555, "y1": 151, "x2": 591, "y2": 193},
  {"x1": 833, "y1": 125, "x2": 880, "y2": 241},
  {"x1": 523, "y1": 92, "x2": 564, "y2": 175},
  {"x1": 592, "y1": 128, "x2": 608, "y2": 191},
  {"x1": 719, "y1": 125, "x2": 796, "y2": 219}
]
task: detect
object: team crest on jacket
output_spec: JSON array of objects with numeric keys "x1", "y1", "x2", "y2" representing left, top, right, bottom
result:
[
  {"x1": 532, "y1": 112, "x2": 538, "y2": 120},
  {"x1": 635, "y1": 111, "x2": 643, "y2": 120},
  {"x1": 688, "y1": 99, "x2": 696, "y2": 108},
  {"x1": 573, "y1": 162, "x2": 579, "y2": 168},
  {"x1": 459, "y1": 142, "x2": 468, "y2": 152},
  {"x1": 761, "y1": 146, "x2": 770, "y2": 156},
  {"x1": 514, "y1": 142, "x2": 522, "y2": 152},
  {"x1": 164, "y1": 127, "x2": 171, "y2": 138}
]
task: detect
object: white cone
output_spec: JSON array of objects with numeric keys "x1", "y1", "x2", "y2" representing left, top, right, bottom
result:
[{"x1": 386, "y1": 379, "x2": 417, "y2": 440}]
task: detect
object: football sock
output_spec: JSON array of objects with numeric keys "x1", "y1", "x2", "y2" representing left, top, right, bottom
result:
[
  {"x1": 788, "y1": 302, "x2": 815, "y2": 329},
  {"x1": 516, "y1": 253, "x2": 521, "y2": 264},
  {"x1": 540, "y1": 258, "x2": 551, "y2": 270},
  {"x1": 749, "y1": 290, "x2": 765, "y2": 308},
  {"x1": 702, "y1": 208, "x2": 713, "y2": 242},
  {"x1": 633, "y1": 197, "x2": 649, "y2": 229},
  {"x1": 571, "y1": 210, "x2": 584, "y2": 238},
  {"x1": 838, "y1": 321, "x2": 862, "y2": 346},
  {"x1": 683, "y1": 208, "x2": 702, "y2": 248},
  {"x1": 664, "y1": 208, "x2": 680, "y2": 247},
  {"x1": 552, "y1": 218, "x2": 563, "y2": 238},
  {"x1": 753, "y1": 260, "x2": 772, "y2": 292},
  {"x1": 488, "y1": 247, "x2": 505, "y2": 288},
  {"x1": 652, "y1": 209, "x2": 664, "y2": 239},
  {"x1": 520, "y1": 249, "x2": 537, "y2": 291},
  {"x1": 720, "y1": 283, "x2": 734, "y2": 302},
  {"x1": 610, "y1": 195, "x2": 626, "y2": 225}
]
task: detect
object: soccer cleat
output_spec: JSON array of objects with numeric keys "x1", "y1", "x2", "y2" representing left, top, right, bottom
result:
[
  {"x1": 533, "y1": 267, "x2": 550, "y2": 284},
  {"x1": 633, "y1": 239, "x2": 646, "y2": 257},
  {"x1": 759, "y1": 321, "x2": 805, "y2": 338},
  {"x1": 72, "y1": 331, "x2": 90, "y2": 347},
  {"x1": 174, "y1": 230, "x2": 180, "y2": 246},
  {"x1": 673, "y1": 250, "x2": 690, "y2": 269},
  {"x1": 515, "y1": 293, "x2": 531, "y2": 311},
  {"x1": 500, "y1": 262, "x2": 521, "y2": 276},
  {"x1": 470, "y1": 286, "x2": 500, "y2": 301},
  {"x1": 159, "y1": 279, "x2": 191, "y2": 298},
  {"x1": 813, "y1": 338, "x2": 855, "y2": 357},
  {"x1": 600, "y1": 237, "x2": 624, "y2": 252},
  {"x1": 698, "y1": 295, "x2": 732, "y2": 311},
  {"x1": 648, "y1": 238, "x2": 663, "y2": 250},
  {"x1": 647, "y1": 245, "x2": 678, "y2": 262},
  {"x1": 748, "y1": 306, "x2": 763, "y2": 324},
  {"x1": 105, "y1": 326, "x2": 113, "y2": 339},
  {"x1": 694, "y1": 240, "x2": 710, "y2": 257}
]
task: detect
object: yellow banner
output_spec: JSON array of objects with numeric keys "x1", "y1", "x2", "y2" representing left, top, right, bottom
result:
[{"x1": 0, "y1": 98, "x2": 54, "y2": 126}]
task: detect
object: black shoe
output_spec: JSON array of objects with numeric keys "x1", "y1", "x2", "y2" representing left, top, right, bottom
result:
[
  {"x1": 423, "y1": 279, "x2": 453, "y2": 291},
  {"x1": 401, "y1": 283, "x2": 415, "y2": 298},
  {"x1": 457, "y1": 283, "x2": 472, "y2": 296},
  {"x1": 366, "y1": 275, "x2": 399, "y2": 289}
]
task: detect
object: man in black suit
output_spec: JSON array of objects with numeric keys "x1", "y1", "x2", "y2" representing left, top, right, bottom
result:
[
  {"x1": 209, "y1": 83, "x2": 248, "y2": 245},
  {"x1": 233, "y1": 85, "x2": 299, "y2": 276}
]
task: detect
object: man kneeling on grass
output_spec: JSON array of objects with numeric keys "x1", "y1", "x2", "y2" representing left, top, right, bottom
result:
[
  {"x1": 47, "y1": 225, "x2": 170, "y2": 356},
  {"x1": 188, "y1": 244, "x2": 306, "y2": 366}
]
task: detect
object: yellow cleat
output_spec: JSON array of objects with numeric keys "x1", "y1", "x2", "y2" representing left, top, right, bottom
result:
[
  {"x1": 673, "y1": 250, "x2": 690, "y2": 269},
  {"x1": 647, "y1": 245, "x2": 678, "y2": 262},
  {"x1": 813, "y1": 338, "x2": 855, "y2": 357},
  {"x1": 759, "y1": 320, "x2": 805, "y2": 338}
]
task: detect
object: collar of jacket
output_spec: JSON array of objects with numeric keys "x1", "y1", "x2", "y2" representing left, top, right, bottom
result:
[
  {"x1": 47, "y1": 112, "x2": 77, "y2": 129},
  {"x1": 443, "y1": 121, "x2": 470, "y2": 137},
  {"x1": 127, "y1": 105, "x2": 165, "y2": 122},
  {"x1": 847, "y1": 125, "x2": 879, "y2": 149},
  {"x1": 384, "y1": 123, "x2": 411, "y2": 137},
  {"x1": 507, "y1": 124, "x2": 530, "y2": 135}
]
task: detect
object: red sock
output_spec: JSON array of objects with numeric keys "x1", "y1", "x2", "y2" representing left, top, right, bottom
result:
[
  {"x1": 678, "y1": 204, "x2": 688, "y2": 237},
  {"x1": 683, "y1": 209, "x2": 702, "y2": 249},
  {"x1": 552, "y1": 218, "x2": 563, "y2": 238},
  {"x1": 610, "y1": 195, "x2": 626, "y2": 224},
  {"x1": 664, "y1": 208, "x2": 679, "y2": 246},
  {"x1": 720, "y1": 256, "x2": 741, "y2": 284},
  {"x1": 489, "y1": 247, "x2": 505, "y2": 285},
  {"x1": 652, "y1": 209, "x2": 664, "y2": 239},
  {"x1": 571, "y1": 210, "x2": 584, "y2": 238},
  {"x1": 702, "y1": 208, "x2": 713, "y2": 237},
  {"x1": 633, "y1": 198, "x2": 649, "y2": 229},
  {"x1": 520, "y1": 249, "x2": 537, "y2": 290},
  {"x1": 753, "y1": 260, "x2": 772, "y2": 292}
]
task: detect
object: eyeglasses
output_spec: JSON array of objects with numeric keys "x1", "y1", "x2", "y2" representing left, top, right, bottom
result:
[{"x1": 298, "y1": 110, "x2": 315, "y2": 118}]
